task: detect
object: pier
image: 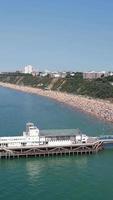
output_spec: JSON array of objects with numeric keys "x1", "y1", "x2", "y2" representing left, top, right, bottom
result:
[
  {"x1": 0, "y1": 141, "x2": 103, "y2": 159},
  {"x1": 1, "y1": 136, "x2": 113, "y2": 159},
  {"x1": 0, "y1": 123, "x2": 113, "y2": 159}
]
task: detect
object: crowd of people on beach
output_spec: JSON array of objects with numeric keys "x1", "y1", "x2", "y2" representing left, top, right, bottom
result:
[{"x1": 0, "y1": 82, "x2": 113, "y2": 123}]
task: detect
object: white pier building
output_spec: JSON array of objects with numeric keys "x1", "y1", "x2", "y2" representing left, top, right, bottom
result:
[{"x1": 0, "y1": 123, "x2": 89, "y2": 149}]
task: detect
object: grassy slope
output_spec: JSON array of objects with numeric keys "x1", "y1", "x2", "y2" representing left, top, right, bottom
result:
[{"x1": 0, "y1": 73, "x2": 113, "y2": 99}]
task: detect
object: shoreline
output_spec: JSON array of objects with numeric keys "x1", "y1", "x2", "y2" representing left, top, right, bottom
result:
[{"x1": 0, "y1": 82, "x2": 113, "y2": 123}]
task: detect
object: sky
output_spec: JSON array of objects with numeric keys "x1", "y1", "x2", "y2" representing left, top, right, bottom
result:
[{"x1": 0, "y1": 0, "x2": 113, "y2": 72}]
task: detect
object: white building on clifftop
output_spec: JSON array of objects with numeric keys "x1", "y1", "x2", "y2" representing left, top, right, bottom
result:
[{"x1": 24, "y1": 65, "x2": 34, "y2": 74}]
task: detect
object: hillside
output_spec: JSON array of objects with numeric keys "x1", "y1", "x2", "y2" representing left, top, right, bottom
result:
[{"x1": 0, "y1": 72, "x2": 113, "y2": 99}]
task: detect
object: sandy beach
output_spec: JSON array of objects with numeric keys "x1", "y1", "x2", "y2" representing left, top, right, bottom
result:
[{"x1": 0, "y1": 82, "x2": 113, "y2": 123}]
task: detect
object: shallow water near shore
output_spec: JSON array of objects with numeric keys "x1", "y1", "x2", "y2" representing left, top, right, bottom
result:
[{"x1": 0, "y1": 87, "x2": 113, "y2": 200}]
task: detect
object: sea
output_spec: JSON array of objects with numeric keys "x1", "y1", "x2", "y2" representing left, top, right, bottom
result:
[{"x1": 0, "y1": 86, "x2": 113, "y2": 200}]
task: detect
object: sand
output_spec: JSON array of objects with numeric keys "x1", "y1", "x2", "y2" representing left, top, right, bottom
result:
[{"x1": 0, "y1": 82, "x2": 113, "y2": 123}]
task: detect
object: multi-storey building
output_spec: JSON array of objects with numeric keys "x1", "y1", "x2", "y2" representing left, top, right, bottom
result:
[
  {"x1": 24, "y1": 65, "x2": 34, "y2": 74},
  {"x1": 83, "y1": 71, "x2": 107, "y2": 79}
]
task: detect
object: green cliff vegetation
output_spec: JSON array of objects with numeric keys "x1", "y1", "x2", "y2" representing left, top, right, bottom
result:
[{"x1": 0, "y1": 72, "x2": 113, "y2": 99}]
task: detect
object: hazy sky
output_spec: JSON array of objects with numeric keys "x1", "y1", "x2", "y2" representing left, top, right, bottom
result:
[{"x1": 0, "y1": 0, "x2": 113, "y2": 72}]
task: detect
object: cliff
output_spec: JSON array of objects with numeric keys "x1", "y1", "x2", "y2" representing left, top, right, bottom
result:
[{"x1": 0, "y1": 72, "x2": 113, "y2": 99}]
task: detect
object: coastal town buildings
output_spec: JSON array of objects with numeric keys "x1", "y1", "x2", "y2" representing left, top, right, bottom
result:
[
  {"x1": 24, "y1": 65, "x2": 34, "y2": 74},
  {"x1": 39, "y1": 71, "x2": 49, "y2": 77},
  {"x1": 108, "y1": 72, "x2": 113, "y2": 76},
  {"x1": 39, "y1": 71, "x2": 67, "y2": 78},
  {"x1": 83, "y1": 71, "x2": 108, "y2": 79},
  {"x1": 50, "y1": 71, "x2": 67, "y2": 78},
  {"x1": 23, "y1": 65, "x2": 38, "y2": 76}
]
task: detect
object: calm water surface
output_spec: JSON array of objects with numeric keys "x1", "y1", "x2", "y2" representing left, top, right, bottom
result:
[{"x1": 0, "y1": 87, "x2": 113, "y2": 200}]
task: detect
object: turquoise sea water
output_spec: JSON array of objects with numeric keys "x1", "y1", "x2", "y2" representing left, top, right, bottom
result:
[{"x1": 0, "y1": 87, "x2": 113, "y2": 200}]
